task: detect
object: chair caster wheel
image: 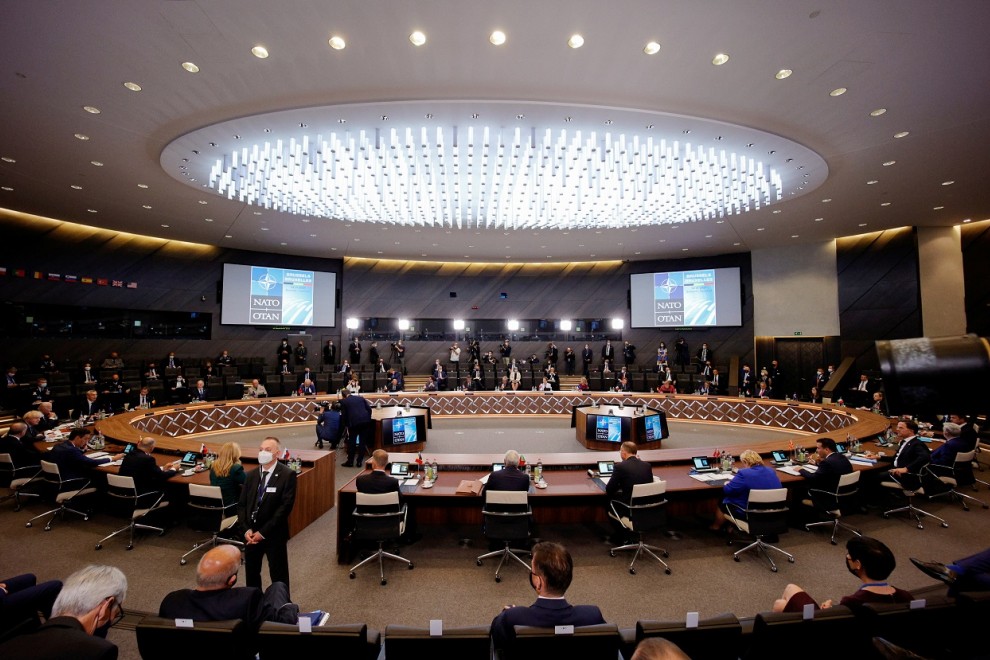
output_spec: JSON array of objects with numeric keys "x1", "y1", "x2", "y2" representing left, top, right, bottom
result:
[
  {"x1": 495, "y1": 576, "x2": 501, "y2": 583},
  {"x1": 788, "y1": 557, "x2": 795, "y2": 563},
  {"x1": 882, "y1": 513, "x2": 890, "y2": 519},
  {"x1": 25, "y1": 522, "x2": 32, "y2": 528},
  {"x1": 381, "y1": 579, "x2": 387, "y2": 586},
  {"x1": 917, "y1": 524, "x2": 924, "y2": 530},
  {"x1": 96, "y1": 544, "x2": 103, "y2": 550},
  {"x1": 83, "y1": 515, "x2": 89, "y2": 521},
  {"x1": 408, "y1": 563, "x2": 414, "y2": 570},
  {"x1": 665, "y1": 568, "x2": 672, "y2": 575},
  {"x1": 44, "y1": 526, "x2": 52, "y2": 532},
  {"x1": 609, "y1": 550, "x2": 616, "y2": 557},
  {"x1": 349, "y1": 572, "x2": 356, "y2": 579},
  {"x1": 180, "y1": 559, "x2": 187, "y2": 565},
  {"x1": 477, "y1": 560, "x2": 483, "y2": 566},
  {"x1": 126, "y1": 545, "x2": 134, "y2": 551},
  {"x1": 733, "y1": 556, "x2": 740, "y2": 562},
  {"x1": 830, "y1": 539, "x2": 837, "y2": 545},
  {"x1": 771, "y1": 566, "x2": 778, "y2": 573},
  {"x1": 940, "y1": 522, "x2": 949, "y2": 528},
  {"x1": 629, "y1": 568, "x2": 636, "y2": 575},
  {"x1": 662, "y1": 550, "x2": 669, "y2": 558}
]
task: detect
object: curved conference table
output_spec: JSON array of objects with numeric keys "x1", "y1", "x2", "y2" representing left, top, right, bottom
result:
[{"x1": 95, "y1": 391, "x2": 892, "y2": 549}]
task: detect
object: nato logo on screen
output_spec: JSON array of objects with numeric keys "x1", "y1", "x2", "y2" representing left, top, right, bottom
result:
[{"x1": 249, "y1": 267, "x2": 314, "y2": 325}]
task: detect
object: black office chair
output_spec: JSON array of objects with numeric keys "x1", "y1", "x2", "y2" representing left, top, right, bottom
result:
[
  {"x1": 383, "y1": 623, "x2": 491, "y2": 658},
  {"x1": 349, "y1": 491, "x2": 413, "y2": 585},
  {"x1": 0, "y1": 452, "x2": 41, "y2": 510},
  {"x1": 929, "y1": 450, "x2": 988, "y2": 510},
  {"x1": 634, "y1": 613, "x2": 741, "y2": 660},
  {"x1": 881, "y1": 468, "x2": 950, "y2": 529},
  {"x1": 745, "y1": 606, "x2": 867, "y2": 660},
  {"x1": 25, "y1": 460, "x2": 97, "y2": 531},
  {"x1": 258, "y1": 621, "x2": 380, "y2": 660},
  {"x1": 506, "y1": 623, "x2": 620, "y2": 660},
  {"x1": 135, "y1": 616, "x2": 254, "y2": 660},
  {"x1": 803, "y1": 470, "x2": 862, "y2": 544},
  {"x1": 477, "y1": 490, "x2": 532, "y2": 582},
  {"x1": 861, "y1": 596, "x2": 960, "y2": 659},
  {"x1": 725, "y1": 488, "x2": 794, "y2": 572},
  {"x1": 608, "y1": 480, "x2": 671, "y2": 575},
  {"x1": 180, "y1": 483, "x2": 243, "y2": 565},
  {"x1": 95, "y1": 473, "x2": 168, "y2": 550}
]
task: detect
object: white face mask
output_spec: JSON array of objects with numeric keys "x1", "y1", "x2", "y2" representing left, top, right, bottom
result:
[{"x1": 257, "y1": 450, "x2": 274, "y2": 465}]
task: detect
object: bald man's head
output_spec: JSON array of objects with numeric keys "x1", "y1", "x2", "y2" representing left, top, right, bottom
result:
[{"x1": 195, "y1": 545, "x2": 241, "y2": 591}]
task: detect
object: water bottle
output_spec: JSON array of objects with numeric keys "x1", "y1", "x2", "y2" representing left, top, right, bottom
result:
[
  {"x1": 431, "y1": 459, "x2": 439, "y2": 481},
  {"x1": 535, "y1": 458, "x2": 543, "y2": 483}
]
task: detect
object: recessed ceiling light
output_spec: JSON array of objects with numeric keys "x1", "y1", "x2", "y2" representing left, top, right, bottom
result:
[
  {"x1": 934, "y1": 206, "x2": 945, "y2": 210},
  {"x1": 791, "y1": 234, "x2": 799, "y2": 238},
  {"x1": 87, "y1": 209, "x2": 98, "y2": 213},
  {"x1": 772, "y1": 209, "x2": 782, "y2": 214},
  {"x1": 870, "y1": 108, "x2": 887, "y2": 117},
  {"x1": 830, "y1": 87, "x2": 847, "y2": 97},
  {"x1": 142, "y1": 205, "x2": 152, "y2": 209},
  {"x1": 137, "y1": 183, "x2": 149, "y2": 189},
  {"x1": 224, "y1": 234, "x2": 232, "y2": 238},
  {"x1": 181, "y1": 62, "x2": 200, "y2": 73},
  {"x1": 644, "y1": 41, "x2": 661, "y2": 55},
  {"x1": 90, "y1": 160, "x2": 103, "y2": 167},
  {"x1": 733, "y1": 242, "x2": 741, "y2": 246},
  {"x1": 281, "y1": 242, "x2": 288, "y2": 246},
  {"x1": 775, "y1": 69, "x2": 792, "y2": 80},
  {"x1": 0, "y1": 186, "x2": 12, "y2": 191},
  {"x1": 822, "y1": 198, "x2": 831, "y2": 203},
  {"x1": 328, "y1": 35, "x2": 346, "y2": 50},
  {"x1": 310, "y1": 234, "x2": 317, "y2": 237},
  {"x1": 883, "y1": 160, "x2": 896, "y2": 166},
  {"x1": 204, "y1": 218, "x2": 213, "y2": 222},
  {"x1": 0, "y1": 156, "x2": 15, "y2": 163},
  {"x1": 881, "y1": 202, "x2": 891, "y2": 206},
  {"x1": 83, "y1": 105, "x2": 101, "y2": 114},
  {"x1": 867, "y1": 180, "x2": 878, "y2": 185},
  {"x1": 568, "y1": 34, "x2": 584, "y2": 49},
  {"x1": 74, "y1": 133, "x2": 90, "y2": 141},
  {"x1": 123, "y1": 82, "x2": 142, "y2": 92},
  {"x1": 253, "y1": 211, "x2": 262, "y2": 215},
  {"x1": 658, "y1": 239, "x2": 665, "y2": 243},
  {"x1": 260, "y1": 227, "x2": 270, "y2": 231},
  {"x1": 705, "y1": 234, "x2": 713, "y2": 238},
  {"x1": 712, "y1": 53, "x2": 729, "y2": 66},
  {"x1": 942, "y1": 180, "x2": 955, "y2": 186},
  {"x1": 70, "y1": 184, "x2": 82, "y2": 190},
  {"x1": 251, "y1": 45, "x2": 269, "y2": 59},
  {"x1": 815, "y1": 217, "x2": 823, "y2": 222},
  {"x1": 962, "y1": 218, "x2": 972, "y2": 223},
  {"x1": 893, "y1": 131, "x2": 910, "y2": 139},
  {"x1": 490, "y1": 30, "x2": 506, "y2": 46},
  {"x1": 681, "y1": 248, "x2": 689, "y2": 251},
  {"x1": 409, "y1": 31, "x2": 426, "y2": 46}
]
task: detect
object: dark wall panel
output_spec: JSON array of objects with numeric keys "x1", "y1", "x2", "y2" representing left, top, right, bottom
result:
[{"x1": 962, "y1": 222, "x2": 990, "y2": 336}]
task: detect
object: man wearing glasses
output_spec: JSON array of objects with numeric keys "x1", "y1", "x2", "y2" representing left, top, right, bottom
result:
[{"x1": 0, "y1": 565, "x2": 127, "y2": 659}]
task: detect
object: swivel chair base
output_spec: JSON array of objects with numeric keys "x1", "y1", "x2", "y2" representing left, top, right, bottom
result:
[
  {"x1": 805, "y1": 518, "x2": 862, "y2": 545},
  {"x1": 350, "y1": 540, "x2": 413, "y2": 586},
  {"x1": 610, "y1": 536, "x2": 671, "y2": 575},
  {"x1": 477, "y1": 542, "x2": 531, "y2": 583},
  {"x1": 96, "y1": 521, "x2": 166, "y2": 551},
  {"x1": 729, "y1": 536, "x2": 794, "y2": 573}
]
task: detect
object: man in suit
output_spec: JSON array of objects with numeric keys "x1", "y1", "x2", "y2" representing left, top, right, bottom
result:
[
  {"x1": 710, "y1": 368, "x2": 723, "y2": 394},
  {"x1": 238, "y1": 437, "x2": 297, "y2": 596},
  {"x1": 739, "y1": 365, "x2": 753, "y2": 397},
  {"x1": 696, "y1": 343, "x2": 713, "y2": 370},
  {"x1": 349, "y1": 338, "x2": 362, "y2": 365},
  {"x1": 49, "y1": 428, "x2": 123, "y2": 480},
  {"x1": 158, "y1": 545, "x2": 299, "y2": 629},
  {"x1": 601, "y1": 340, "x2": 615, "y2": 368},
  {"x1": 931, "y1": 421, "x2": 975, "y2": 468},
  {"x1": 356, "y1": 449, "x2": 401, "y2": 494},
  {"x1": 119, "y1": 437, "x2": 179, "y2": 494},
  {"x1": 0, "y1": 565, "x2": 127, "y2": 660},
  {"x1": 0, "y1": 421, "x2": 42, "y2": 467},
  {"x1": 799, "y1": 437, "x2": 853, "y2": 491},
  {"x1": 79, "y1": 389, "x2": 104, "y2": 418},
  {"x1": 323, "y1": 339, "x2": 337, "y2": 369},
  {"x1": 339, "y1": 389, "x2": 373, "y2": 468},
  {"x1": 605, "y1": 442, "x2": 655, "y2": 541},
  {"x1": 890, "y1": 419, "x2": 931, "y2": 477},
  {"x1": 485, "y1": 450, "x2": 531, "y2": 493},
  {"x1": 0, "y1": 572, "x2": 62, "y2": 635},
  {"x1": 490, "y1": 541, "x2": 605, "y2": 650},
  {"x1": 129, "y1": 386, "x2": 156, "y2": 410},
  {"x1": 581, "y1": 344, "x2": 594, "y2": 377},
  {"x1": 499, "y1": 339, "x2": 512, "y2": 368},
  {"x1": 190, "y1": 379, "x2": 211, "y2": 402}
]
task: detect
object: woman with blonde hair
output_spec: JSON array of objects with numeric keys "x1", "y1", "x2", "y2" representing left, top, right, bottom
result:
[
  {"x1": 710, "y1": 449, "x2": 781, "y2": 532},
  {"x1": 209, "y1": 441, "x2": 246, "y2": 505}
]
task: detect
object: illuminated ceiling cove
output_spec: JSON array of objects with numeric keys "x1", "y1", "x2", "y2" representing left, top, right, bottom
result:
[{"x1": 164, "y1": 101, "x2": 825, "y2": 231}]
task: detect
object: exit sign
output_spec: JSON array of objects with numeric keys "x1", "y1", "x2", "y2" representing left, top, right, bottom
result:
[{"x1": 793, "y1": 331, "x2": 803, "y2": 336}]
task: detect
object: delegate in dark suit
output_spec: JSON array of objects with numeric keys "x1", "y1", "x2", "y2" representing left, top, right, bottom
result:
[
  {"x1": 49, "y1": 440, "x2": 112, "y2": 480},
  {"x1": 799, "y1": 451, "x2": 853, "y2": 491},
  {"x1": 356, "y1": 469, "x2": 400, "y2": 494},
  {"x1": 892, "y1": 436, "x2": 931, "y2": 474},
  {"x1": 238, "y1": 461, "x2": 297, "y2": 594},
  {"x1": 491, "y1": 598, "x2": 605, "y2": 649},
  {"x1": 605, "y1": 455, "x2": 654, "y2": 504},
  {"x1": 158, "y1": 585, "x2": 296, "y2": 630},
  {"x1": 119, "y1": 447, "x2": 176, "y2": 494},
  {"x1": 339, "y1": 391, "x2": 373, "y2": 467},
  {"x1": 932, "y1": 435, "x2": 976, "y2": 468},
  {"x1": 0, "y1": 429, "x2": 42, "y2": 466},
  {"x1": 0, "y1": 616, "x2": 117, "y2": 660},
  {"x1": 485, "y1": 465, "x2": 531, "y2": 493}
]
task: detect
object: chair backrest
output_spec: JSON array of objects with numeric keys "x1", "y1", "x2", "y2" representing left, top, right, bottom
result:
[
  {"x1": 187, "y1": 484, "x2": 231, "y2": 533},
  {"x1": 817, "y1": 470, "x2": 861, "y2": 513},
  {"x1": 636, "y1": 613, "x2": 741, "y2": 660},
  {"x1": 628, "y1": 480, "x2": 668, "y2": 532},
  {"x1": 257, "y1": 622, "x2": 373, "y2": 660},
  {"x1": 135, "y1": 616, "x2": 254, "y2": 660},
  {"x1": 861, "y1": 597, "x2": 960, "y2": 658},
  {"x1": 354, "y1": 491, "x2": 404, "y2": 541},
  {"x1": 745, "y1": 488, "x2": 789, "y2": 536},
  {"x1": 952, "y1": 450, "x2": 977, "y2": 485},
  {"x1": 919, "y1": 465, "x2": 955, "y2": 497},
  {"x1": 384, "y1": 624, "x2": 491, "y2": 657},
  {"x1": 746, "y1": 607, "x2": 866, "y2": 660},
  {"x1": 508, "y1": 623, "x2": 620, "y2": 659},
  {"x1": 107, "y1": 473, "x2": 136, "y2": 491},
  {"x1": 483, "y1": 490, "x2": 531, "y2": 543}
]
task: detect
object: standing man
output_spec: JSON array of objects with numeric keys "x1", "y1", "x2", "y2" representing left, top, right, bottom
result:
[
  {"x1": 606, "y1": 442, "x2": 655, "y2": 541},
  {"x1": 489, "y1": 542, "x2": 605, "y2": 651},
  {"x1": 622, "y1": 341, "x2": 636, "y2": 368},
  {"x1": 696, "y1": 343, "x2": 713, "y2": 371},
  {"x1": 563, "y1": 347, "x2": 575, "y2": 376},
  {"x1": 349, "y1": 338, "x2": 362, "y2": 365},
  {"x1": 238, "y1": 437, "x2": 297, "y2": 596},
  {"x1": 449, "y1": 341, "x2": 462, "y2": 378},
  {"x1": 338, "y1": 389, "x2": 373, "y2": 468},
  {"x1": 601, "y1": 340, "x2": 615, "y2": 369},
  {"x1": 499, "y1": 339, "x2": 512, "y2": 369},
  {"x1": 356, "y1": 449, "x2": 400, "y2": 494},
  {"x1": 323, "y1": 339, "x2": 337, "y2": 370},
  {"x1": 582, "y1": 343, "x2": 594, "y2": 378}
]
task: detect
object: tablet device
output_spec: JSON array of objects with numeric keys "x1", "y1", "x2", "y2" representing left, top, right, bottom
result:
[
  {"x1": 179, "y1": 451, "x2": 199, "y2": 468},
  {"x1": 123, "y1": 443, "x2": 136, "y2": 455},
  {"x1": 771, "y1": 450, "x2": 789, "y2": 465},
  {"x1": 597, "y1": 460, "x2": 615, "y2": 477},
  {"x1": 692, "y1": 456, "x2": 717, "y2": 473},
  {"x1": 834, "y1": 442, "x2": 847, "y2": 454},
  {"x1": 389, "y1": 462, "x2": 410, "y2": 477},
  {"x1": 491, "y1": 462, "x2": 505, "y2": 472}
]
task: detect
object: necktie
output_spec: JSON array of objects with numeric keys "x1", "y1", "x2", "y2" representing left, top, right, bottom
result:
[{"x1": 257, "y1": 471, "x2": 268, "y2": 503}]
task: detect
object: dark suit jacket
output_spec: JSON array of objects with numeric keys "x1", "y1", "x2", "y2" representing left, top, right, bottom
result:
[
  {"x1": 0, "y1": 616, "x2": 117, "y2": 660},
  {"x1": 339, "y1": 394, "x2": 372, "y2": 429},
  {"x1": 490, "y1": 598, "x2": 606, "y2": 649},
  {"x1": 800, "y1": 452, "x2": 853, "y2": 491},
  {"x1": 932, "y1": 435, "x2": 976, "y2": 467},
  {"x1": 485, "y1": 466, "x2": 531, "y2": 494},
  {"x1": 159, "y1": 587, "x2": 266, "y2": 631},
  {"x1": 892, "y1": 436, "x2": 931, "y2": 473},
  {"x1": 49, "y1": 441, "x2": 111, "y2": 480},
  {"x1": 356, "y1": 470, "x2": 400, "y2": 494},
  {"x1": 605, "y1": 456, "x2": 654, "y2": 504},
  {"x1": 238, "y1": 462, "x2": 297, "y2": 541},
  {"x1": 0, "y1": 432, "x2": 41, "y2": 466},
  {"x1": 79, "y1": 398, "x2": 105, "y2": 417},
  {"x1": 119, "y1": 449, "x2": 175, "y2": 494}
]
